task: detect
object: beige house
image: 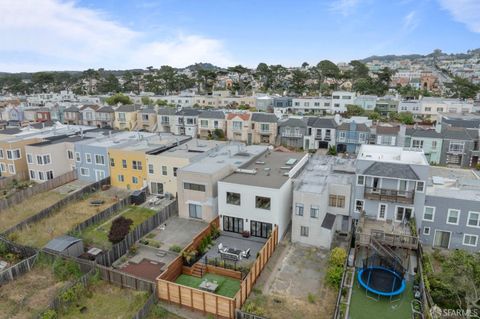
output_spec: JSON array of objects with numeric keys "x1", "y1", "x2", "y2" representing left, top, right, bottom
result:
[
  {"x1": 138, "y1": 108, "x2": 157, "y2": 132},
  {"x1": 176, "y1": 144, "x2": 266, "y2": 222},
  {"x1": 157, "y1": 108, "x2": 177, "y2": 133},
  {"x1": 114, "y1": 105, "x2": 141, "y2": 130},
  {"x1": 226, "y1": 113, "x2": 251, "y2": 143},
  {"x1": 198, "y1": 110, "x2": 226, "y2": 139},
  {"x1": 146, "y1": 139, "x2": 225, "y2": 197},
  {"x1": 250, "y1": 113, "x2": 278, "y2": 144},
  {"x1": 63, "y1": 106, "x2": 81, "y2": 125}
]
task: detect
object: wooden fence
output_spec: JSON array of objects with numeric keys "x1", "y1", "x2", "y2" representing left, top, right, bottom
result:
[
  {"x1": 0, "y1": 171, "x2": 27, "y2": 189},
  {"x1": 235, "y1": 309, "x2": 269, "y2": 319},
  {"x1": 132, "y1": 290, "x2": 158, "y2": 319},
  {"x1": 0, "y1": 170, "x2": 76, "y2": 211},
  {"x1": 184, "y1": 216, "x2": 220, "y2": 252},
  {"x1": 0, "y1": 253, "x2": 38, "y2": 285},
  {"x1": 1, "y1": 176, "x2": 110, "y2": 236},
  {"x1": 157, "y1": 225, "x2": 279, "y2": 319},
  {"x1": 95, "y1": 200, "x2": 177, "y2": 267}
]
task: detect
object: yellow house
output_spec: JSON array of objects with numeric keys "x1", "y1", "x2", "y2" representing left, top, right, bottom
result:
[
  {"x1": 113, "y1": 105, "x2": 141, "y2": 130},
  {"x1": 108, "y1": 133, "x2": 191, "y2": 190},
  {"x1": 0, "y1": 136, "x2": 42, "y2": 179},
  {"x1": 146, "y1": 139, "x2": 225, "y2": 197}
]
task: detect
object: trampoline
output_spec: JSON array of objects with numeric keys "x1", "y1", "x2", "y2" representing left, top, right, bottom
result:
[{"x1": 358, "y1": 266, "x2": 406, "y2": 297}]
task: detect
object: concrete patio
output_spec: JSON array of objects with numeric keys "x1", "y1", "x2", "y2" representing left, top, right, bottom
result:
[{"x1": 150, "y1": 216, "x2": 208, "y2": 251}]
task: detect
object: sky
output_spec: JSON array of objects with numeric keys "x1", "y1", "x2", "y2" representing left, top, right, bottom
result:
[{"x1": 0, "y1": 0, "x2": 479, "y2": 72}]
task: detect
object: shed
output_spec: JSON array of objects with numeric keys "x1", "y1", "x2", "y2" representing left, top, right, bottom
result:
[{"x1": 44, "y1": 235, "x2": 84, "y2": 257}]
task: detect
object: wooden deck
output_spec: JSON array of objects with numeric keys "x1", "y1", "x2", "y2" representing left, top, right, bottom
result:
[{"x1": 356, "y1": 217, "x2": 418, "y2": 250}]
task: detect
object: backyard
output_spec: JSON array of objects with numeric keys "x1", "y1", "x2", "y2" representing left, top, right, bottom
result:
[
  {"x1": 0, "y1": 178, "x2": 36, "y2": 199},
  {"x1": 0, "y1": 191, "x2": 65, "y2": 232},
  {"x1": 9, "y1": 188, "x2": 126, "y2": 248},
  {"x1": 175, "y1": 273, "x2": 241, "y2": 298},
  {"x1": 58, "y1": 281, "x2": 149, "y2": 319},
  {"x1": 77, "y1": 205, "x2": 157, "y2": 249}
]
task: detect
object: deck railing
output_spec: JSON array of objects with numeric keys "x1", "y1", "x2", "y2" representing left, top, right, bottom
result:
[
  {"x1": 356, "y1": 230, "x2": 418, "y2": 250},
  {"x1": 364, "y1": 186, "x2": 415, "y2": 204}
]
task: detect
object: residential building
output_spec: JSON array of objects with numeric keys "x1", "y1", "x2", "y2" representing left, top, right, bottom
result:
[
  {"x1": 197, "y1": 110, "x2": 226, "y2": 139},
  {"x1": 303, "y1": 117, "x2": 337, "y2": 150},
  {"x1": 34, "y1": 107, "x2": 51, "y2": 122},
  {"x1": 113, "y1": 105, "x2": 141, "y2": 130},
  {"x1": 405, "y1": 128, "x2": 443, "y2": 164},
  {"x1": 355, "y1": 95, "x2": 377, "y2": 111},
  {"x1": 331, "y1": 91, "x2": 356, "y2": 113},
  {"x1": 146, "y1": 139, "x2": 225, "y2": 197},
  {"x1": 63, "y1": 106, "x2": 81, "y2": 125},
  {"x1": 291, "y1": 97, "x2": 331, "y2": 115},
  {"x1": 336, "y1": 121, "x2": 370, "y2": 153},
  {"x1": 250, "y1": 113, "x2": 278, "y2": 144},
  {"x1": 372, "y1": 124, "x2": 405, "y2": 146},
  {"x1": 440, "y1": 127, "x2": 478, "y2": 168},
  {"x1": 177, "y1": 144, "x2": 267, "y2": 223},
  {"x1": 79, "y1": 105, "x2": 100, "y2": 126},
  {"x1": 171, "y1": 108, "x2": 201, "y2": 137},
  {"x1": 292, "y1": 155, "x2": 355, "y2": 248},
  {"x1": 95, "y1": 106, "x2": 115, "y2": 128},
  {"x1": 137, "y1": 108, "x2": 157, "y2": 132},
  {"x1": 157, "y1": 108, "x2": 177, "y2": 133},
  {"x1": 226, "y1": 113, "x2": 251, "y2": 143},
  {"x1": 255, "y1": 95, "x2": 274, "y2": 111},
  {"x1": 218, "y1": 150, "x2": 308, "y2": 241},
  {"x1": 277, "y1": 117, "x2": 307, "y2": 149},
  {"x1": 376, "y1": 97, "x2": 399, "y2": 117}
]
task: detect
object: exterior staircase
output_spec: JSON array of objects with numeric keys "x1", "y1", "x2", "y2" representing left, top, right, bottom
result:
[
  {"x1": 370, "y1": 237, "x2": 406, "y2": 273},
  {"x1": 191, "y1": 262, "x2": 206, "y2": 278}
]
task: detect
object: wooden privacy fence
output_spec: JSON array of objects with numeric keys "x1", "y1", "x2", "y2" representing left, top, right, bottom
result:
[
  {"x1": 0, "y1": 171, "x2": 27, "y2": 189},
  {"x1": 235, "y1": 309, "x2": 269, "y2": 319},
  {"x1": 157, "y1": 226, "x2": 279, "y2": 319},
  {"x1": 184, "y1": 216, "x2": 220, "y2": 252},
  {"x1": 132, "y1": 290, "x2": 157, "y2": 319},
  {"x1": 1, "y1": 176, "x2": 111, "y2": 236},
  {"x1": 95, "y1": 200, "x2": 178, "y2": 267},
  {"x1": 0, "y1": 253, "x2": 38, "y2": 285},
  {"x1": 0, "y1": 170, "x2": 76, "y2": 211},
  {"x1": 0, "y1": 234, "x2": 38, "y2": 257}
]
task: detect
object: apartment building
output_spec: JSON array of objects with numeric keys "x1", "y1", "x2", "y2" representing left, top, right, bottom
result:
[
  {"x1": 292, "y1": 155, "x2": 355, "y2": 248},
  {"x1": 176, "y1": 144, "x2": 267, "y2": 223},
  {"x1": 439, "y1": 127, "x2": 478, "y2": 167},
  {"x1": 197, "y1": 110, "x2": 226, "y2": 139},
  {"x1": 250, "y1": 113, "x2": 278, "y2": 144},
  {"x1": 331, "y1": 91, "x2": 356, "y2": 113},
  {"x1": 376, "y1": 97, "x2": 399, "y2": 117},
  {"x1": 113, "y1": 105, "x2": 141, "y2": 130},
  {"x1": 218, "y1": 150, "x2": 308, "y2": 241},
  {"x1": 372, "y1": 124, "x2": 405, "y2": 146},
  {"x1": 291, "y1": 97, "x2": 331, "y2": 115},
  {"x1": 303, "y1": 117, "x2": 337, "y2": 150},
  {"x1": 146, "y1": 139, "x2": 225, "y2": 197},
  {"x1": 226, "y1": 113, "x2": 251, "y2": 143},
  {"x1": 277, "y1": 118, "x2": 307, "y2": 148}
]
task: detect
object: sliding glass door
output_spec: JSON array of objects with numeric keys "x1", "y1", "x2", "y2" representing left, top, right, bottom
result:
[
  {"x1": 250, "y1": 220, "x2": 272, "y2": 238},
  {"x1": 223, "y1": 216, "x2": 244, "y2": 234}
]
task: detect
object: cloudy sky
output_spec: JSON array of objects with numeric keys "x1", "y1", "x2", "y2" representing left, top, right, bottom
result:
[{"x1": 0, "y1": 0, "x2": 479, "y2": 72}]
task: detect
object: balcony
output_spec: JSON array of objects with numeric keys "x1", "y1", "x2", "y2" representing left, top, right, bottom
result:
[
  {"x1": 281, "y1": 132, "x2": 302, "y2": 138},
  {"x1": 315, "y1": 134, "x2": 331, "y2": 141},
  {"x1": 364, "y1": 186, "x2": 414, "y2": 204}
]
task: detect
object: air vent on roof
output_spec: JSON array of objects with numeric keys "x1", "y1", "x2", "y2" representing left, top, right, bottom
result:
[
  {"x1": 283, "y1": 172, "x2": 289, "y2": 176},
  {"x1": 256, "y1": 161, "x2": 265, "y2": 165},
  {"x1": 236, "y1": 168, "x2": 257, "y2": 174},
  {"x1": 285, "y1": 158, "x2": 297, "y2": 165},
  {"x1": 280, "y1": 166, "x2": 290, "y2": 170}
]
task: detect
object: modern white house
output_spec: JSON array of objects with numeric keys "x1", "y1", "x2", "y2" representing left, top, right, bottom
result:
[{"x1": 217, "y1": 150, "x2": 308, "y2": 241}]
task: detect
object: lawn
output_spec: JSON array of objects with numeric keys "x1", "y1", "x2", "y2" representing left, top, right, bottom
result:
[
  {"x1": 78, "y1": 205, "x2": 157, "y2": 249},
  {"x1": 0, "y1": 191, "x2": 65, "y2": 232},
  {"x1": 59, "y1": 281, "x2": 149, "y2": 319},
  {"x1": 147, "y1": 304, "x2": 185, "y2": 319},
  {"x1": 9, "y1": 190, "x2": 121, "y2": 248},
  {"x1": 0, "y1": 262, "x2": 68, "y2": 319},
  {"x1": 175, "y1": 273, "x2": 241, "y2": 298},
  {"x1": 348, "y1": 272, "x2": 413, "y2": 319}
]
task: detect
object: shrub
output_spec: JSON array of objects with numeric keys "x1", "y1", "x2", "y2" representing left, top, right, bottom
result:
[
  {"x1": 328, "y1": 247, "x2": 347, "y2": 267},
  {"x1": 182, "y1": 249, "x2": 198, "y2": 266},
  {"x1": 307, "y1": 293, "x2": 316, "y2": 304},
  {"x1": 210, "y1": 224, "x2": 220, "y2": 239},
  {"x1": 108, "y1": 216, "x2": 133, "y2": 244},
  {"x1": 327, "y1": 145, "x2": 337, "y2": 156},
  {"x1": 326, "y1": 265, "x2": 344, "y2": 288},
  {"x1": 52, "y1": 258, "x2": 82, "y2": 281},
  {"x1": 169, "y1": 245, "x2": 182, "y2": 253},
  {"x1": 151, "y1": 305, "x2": 169, "y2": 318},
  {"x1": 40, "y1": 309, "x2": 57, "y2": 319},
  {"x1": 243, "y1": 301, "x2": 265, "y2": 316},
  {"x1": 0, "y1": 242, "x2": 8, "y2": 255}
]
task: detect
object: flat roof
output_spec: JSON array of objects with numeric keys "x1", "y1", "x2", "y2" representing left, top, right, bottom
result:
[
  {"x1": 427, "y1": 166, "x2": 480, "y2": 200},
  {"x1": 153, "y1": 139, "x2": 226, "y2": 159},
  {"x1": 181, "y1": 144, "x2": 267, "y2": 175},
  {"x1": 221, "y1": 151, "x2": 306, "y2": 188},
  {"x1": 108, "y1": 133, "x2": 191, "y2": 153},
  {"x1": 357, "y1": 144, "x2": 429, "y2": 166},
  {"x1": 295, "y1": 155, "x2": 355, "y2": 193},
  {"x1": 0, "y1": 123, "x2": 96, "y2": 143}
]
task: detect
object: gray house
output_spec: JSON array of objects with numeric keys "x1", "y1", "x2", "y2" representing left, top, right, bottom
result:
[
  {"x1": 439, "y1": 127, "x2": 478, "y2": 168},
  {"x1": 303, "y1": 117, "x2": 337, "y2": 150},
  {"x1": 277, "y1": 117, "x2": 307, "y2": 148}
]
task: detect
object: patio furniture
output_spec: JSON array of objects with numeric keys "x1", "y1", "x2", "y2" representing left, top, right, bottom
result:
[
  {"x1": 220, "y1": 248, "x2": 243, "y2": 261},
  {"x1": 217, "y1": 243, "x2": 225, "y2": 253},
  {"x1": 199, "y1": 280, "x2": 218, "y2": 293},
  {"x1": 241, "y1": 248, "x2": 251, "y2": 259}
]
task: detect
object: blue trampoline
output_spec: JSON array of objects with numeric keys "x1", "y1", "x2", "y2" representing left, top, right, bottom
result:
[{"x1": 358, "y1": 266, "x2": 406, "y2": 297}]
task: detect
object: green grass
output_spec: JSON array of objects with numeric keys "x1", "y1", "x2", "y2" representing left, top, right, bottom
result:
[
  {"x1": 78, "y1": 205, "x2": 156, "y2": 249},
  {"x1": 59, "y1": 281, "x2": 148, "y2": 319},
  {"x1": 348, "y1": 272, "x2": 413, "y2": 319},
  {"x1": 175, "y1": 273, "x2": 241, "y2": 298}
]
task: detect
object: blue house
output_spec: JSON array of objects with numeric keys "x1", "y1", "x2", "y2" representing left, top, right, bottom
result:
[{"x1": 336, "y1": 121, "x2": 370, "y2": 153}]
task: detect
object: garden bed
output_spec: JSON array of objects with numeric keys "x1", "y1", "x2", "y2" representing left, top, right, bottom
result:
[
  {"x1": 8, "y1": 189, "x2": 120, "y2": 248},
  {"x1": 175, "y1": 273, "x2": 241, "y2": 298}
]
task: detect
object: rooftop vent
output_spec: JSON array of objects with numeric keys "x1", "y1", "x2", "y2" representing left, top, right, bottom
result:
[
  {"x1": 285, "y1": 158, "x2": 297, "y2": 165},
  {"x1": 256, "y1": 161, "x2": 265, "y2": 165},
  {"x1": 236, "y1": 168, "x2": 257, "y2": 175},
  {"x1": 280, "y1": 166, "x2": 290, "y2": 170}
]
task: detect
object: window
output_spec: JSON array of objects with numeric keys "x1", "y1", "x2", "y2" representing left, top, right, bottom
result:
[
  {"x1": 173, "y1": 167, "x2": 178, "y2": 177},
  {"x1": 355, "y1": 200, "x2": 364, "y2": 213},
  {"x1": 412, "y1": 140, "x2": 424, "y2": 149},
  {"x1": 85, "y1": 153, "x2": 92, "y2": 164},
  {"x1": 38, "y1": 171, "x2": 45, "y2": 180},
  {"x1": 0, "y1": 149, "x2": 3, "y2": 159},
  {"x1": 423, "y1": 227, "x2": 430, "y2": 236},
  {"x1": 467, "y1": 212, "x2": 480, "y2": 228},
  {"x1": 150, "y1": 182, "x2": 163, "y2": 194},
  {"x1": 260, "y1": 123, "x2": 269, "y2": 132},
  {"x1": 232, "y1": 121, "x2": 242, "y2": 131},
  {"x1": 7, "y1": 164, "x2": 15, "y2": 174},
  {"x1": 255, "y1": 196, "x2": 271, "y2": 210},
  {"x1": 6, "y1": 149, "x2": 21, "y2": 160},
  {"x1": 110, "y1": 158, "x2": 115, "y2": 167},
  {"x1": 295, "y1": 203, "x2": 304, "y2": 216},
  {"x1": 310, "y1": 206, "x2": 319, "y2": 218},
  {"x1": 378, "y1": 204, "x2": 387, "y2": 220},
  {"x1": 183, "y1": 182, "x2": 206, "y2": 192},
  {"x1": 447, "y1": 209, "x2": 460, "y2": 225},
  {"x1": 189, "y1": 204, "x2": 202, "y2": 219},
  {"x1": 75, "y1": 152, "x2": 81, "y2": 162},
  {"x1": 27, "y1": 154, "x2": 33, "y2": 164},
  {"x1": 122, "y1": 159, "x2": 127, "y2": 168},
  {"x1": 117, "y1": 174, "x2": 124, "y2": 182},
  {"x1": 29, "y1": 170, "x2": 36, "y2": 179},
  {"x1": 67, "y1": 150, "x2": 74, "y2": 160},
  {"x1": 300, "y1": 226, "x2": 309, "y2": 237},
  {"x1": 148, "y1": 164, "x2": 154, "y2": 174},
  {"x1": 416, "y1": 181, "x2": 425, "y2": 192},
  {"x1": 357, "y1": 175, "x2": 365, "y2": 185},
  {"x1": 132, "y1": 176, "x2": 139, "y2": 184},
  {"x1": 0, "y1": 163, "x2": 5, "y2": 172},
  {"x1": 431, "y1": 141, "x2": 437, "y2": 150},
  {"x1": 328, "y1": 195, "x2": 345, "y2": 208},
  {"x1": 200, "y1": 120, "x2": 208, "y2": 128},
  {"x1": 46, "y1": 170, "x2": 53, "y2": 180},
  {"x1": 448, "y1": 142, "x2": 464, "y2": 153},
  {"x1": 226, "y1": 192, "x2": 241, "y2": 205},
  {"x1": 162, "y1": 166, "x2": 167, "y2": 175},
  {"x1": 37, "y1": 155, "x2": 43, "y2": 165},
  {"x1": 423, "y1": 207, "x2": 435, "y2": 221},
  {"x1": 80, "y1": 167, "x2": 89, "y2": 176},
  {"x1": 463, "y1": 234, "x2": 478, "y2": 247},
  {"x1": 95, "y1": 154, "x2": 105, "y2": 165},
  {"x1": 339, "y1": 131, "x2": 346, "y2": 140},
  {"x1": 132, "y1": 160, "x2": 142, "y2": 170}
]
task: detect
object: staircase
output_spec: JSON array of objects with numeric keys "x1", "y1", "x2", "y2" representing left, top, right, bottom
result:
[
  {"x1": 370, "y1": 237, "x2": 406, "y2": 273},
  {"x1": 191, "y1": 262, "x2": 206, "y2": 278}
]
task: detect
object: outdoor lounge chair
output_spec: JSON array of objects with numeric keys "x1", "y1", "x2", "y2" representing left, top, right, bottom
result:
[
  {"x1": 241, "y1": 248, "x2": 251, "y2": 259},
  {"x1": 218, "y1": 243, "x2": 224, "y2": 252}
]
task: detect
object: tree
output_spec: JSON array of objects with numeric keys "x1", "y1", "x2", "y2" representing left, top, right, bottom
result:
[
  {"x1": 105, "y1": 93, "x2": 132, "y2": 106},
  {"x1": 156, "y1": 99, "x2": 168, "y2": 106},
  {"x1": 448, "y1": 76, "x2": 479, "y2": 99},
  {"x1": 394, "y1": 112, "x2": 415, "y2": 125},
  {"x1": 141, "y1": 96, "x2": 153, "y2": 106},
  {"x1": 108, "y1": 216, "x2": 133, "y2": 244},
  {"x1": 345, "y1": 104, "x2": 365, "y2": 117},
  {"x1": 349, "y1": 60, "x2": 370, "y2": 79},
  {"x1": 290, "y1": 69, "x2": 309, "y2": 94},
  {"x1": 97, "y1": 74, "x2": 121, "y2": 94}
]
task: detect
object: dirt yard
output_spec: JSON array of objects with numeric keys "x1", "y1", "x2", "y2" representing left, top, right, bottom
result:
[
  {"x1": 243, "y1": 241, "x2": 336, "y2": 319},
  {"x1": 0, "y1": 265, "x2": 66, "y2": 319},
  {"x1": 10, "y1": 188, "x2": 128, "y2": 248}
]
